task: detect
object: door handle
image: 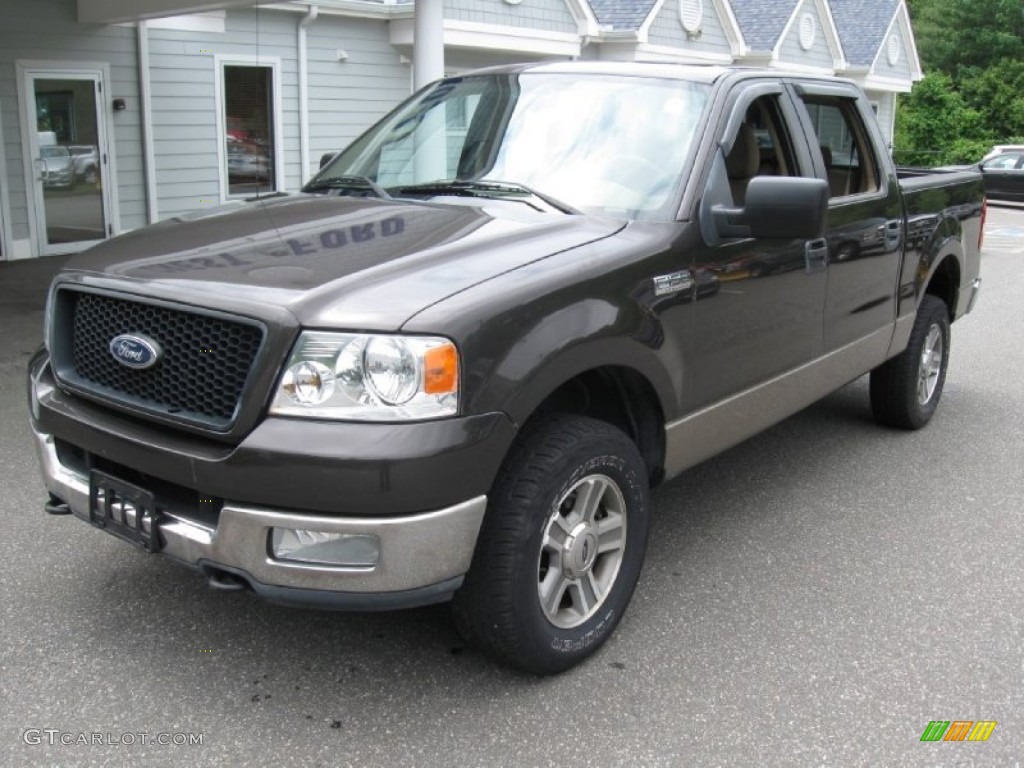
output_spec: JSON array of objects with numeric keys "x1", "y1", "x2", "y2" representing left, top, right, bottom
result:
[{"x1": 805, "y1": 238, "x2": 828, "y2": 273}]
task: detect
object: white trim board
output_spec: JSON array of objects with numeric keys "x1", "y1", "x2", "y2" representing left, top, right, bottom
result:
[{"x1": 390, "y1": 19, "x2": 582, "y2": 58}]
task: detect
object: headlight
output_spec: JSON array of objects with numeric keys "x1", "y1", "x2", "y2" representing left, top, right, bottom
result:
[{"x1": 270, "y1": 332, "x2": 459, "y2": 421}]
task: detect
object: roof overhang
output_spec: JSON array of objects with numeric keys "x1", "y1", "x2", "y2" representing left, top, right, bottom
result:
[{"x1": 77, "y1": 0, "x2": 262, "y2": 24}]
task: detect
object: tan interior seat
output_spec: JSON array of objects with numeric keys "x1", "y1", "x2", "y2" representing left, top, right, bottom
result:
[{"x1": 726, "y1": 123, "x2": 760, "y2": 204}]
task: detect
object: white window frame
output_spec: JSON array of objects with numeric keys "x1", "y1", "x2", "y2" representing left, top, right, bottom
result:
[{"x1": 213, "y1": 54, "x2": 285, "y2": 203}]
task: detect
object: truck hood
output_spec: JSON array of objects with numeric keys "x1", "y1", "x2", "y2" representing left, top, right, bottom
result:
[{"x1": 63, "y1": 194, "x2": 624, "y2": 330}]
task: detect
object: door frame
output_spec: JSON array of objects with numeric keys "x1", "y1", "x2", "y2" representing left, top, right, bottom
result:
[
  {"x1": 0, "y1": 98, "x2": 12, "y2": 261},
  {"x1": 17, "y1": 60, "x2": 120, "y2": 257}
]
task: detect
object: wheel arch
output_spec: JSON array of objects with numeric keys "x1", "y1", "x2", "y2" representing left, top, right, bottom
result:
[
  {"x1": 514, "y1": 362, "x2": 669, "y2": 487},
  {"x1": 923, "y1": 252, "x2": 961, "y2": 321}
]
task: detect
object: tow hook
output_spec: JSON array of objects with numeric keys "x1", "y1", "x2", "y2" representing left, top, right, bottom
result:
[
  {"x1": 44, "y1": 494, "x2": 72, "y2": 515},
  {"x1": 207, "y1": 569, "x2": 248, "y2": 592}
]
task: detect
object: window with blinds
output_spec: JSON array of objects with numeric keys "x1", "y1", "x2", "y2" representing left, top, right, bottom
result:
[{"x1": 223, "y1": 64, "x2": 275, "y2": 196}]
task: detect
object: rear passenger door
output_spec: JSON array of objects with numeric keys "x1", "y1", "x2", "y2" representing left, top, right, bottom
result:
[{"x1": 791, "y1": 84, "x2": 904, "y2": 353}]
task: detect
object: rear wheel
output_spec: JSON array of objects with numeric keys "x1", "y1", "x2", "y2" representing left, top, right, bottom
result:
[
  {"x1": 870, "y1": 294, "x2": 950, "y2": 429},
  {"x1": 453, "y1": 414, "x2": 650, "y2": 675}
]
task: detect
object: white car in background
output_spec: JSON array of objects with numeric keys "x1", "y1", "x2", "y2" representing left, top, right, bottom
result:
[
  {"x1": 40, "y1": 145, "x2": 74, "y2": 189},
  {"x1": 68, "y1": 145, "x2": 100, "y2": 184},
  {"x1": 982, "y1": 145, "x2": 1024, "y2": 162}
]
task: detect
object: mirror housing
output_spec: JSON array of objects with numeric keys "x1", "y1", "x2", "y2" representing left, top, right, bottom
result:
[
  {"x1": 713, "y1": 176, "x2": 830, "y2": 240},
  {"x1": 319, "y1": 151, "x2": 339, "y2": 169}
]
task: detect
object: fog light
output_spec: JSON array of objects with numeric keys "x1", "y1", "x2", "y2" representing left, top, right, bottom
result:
[{"x1": 271, "y1": 528, "x2": 379, "y2": 567}]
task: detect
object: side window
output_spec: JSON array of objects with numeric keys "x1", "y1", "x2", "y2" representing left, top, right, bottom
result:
[
  {"x1": 800, "y1": 97, "x2": 881, "y2": 198},
  {"x1": 984, "y1": 153, "x2": 1022, "y2": 170},
  {"x1": 724, "y1": 95, "x2": 803, "y2": 204}
]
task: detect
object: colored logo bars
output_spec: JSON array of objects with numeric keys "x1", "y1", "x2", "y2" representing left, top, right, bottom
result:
[{"x1": 920, "y1": 720, "x2": 997, "y2": 742}]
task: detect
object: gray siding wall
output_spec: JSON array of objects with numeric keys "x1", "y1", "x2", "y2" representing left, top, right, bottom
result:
[
  {"x1": 870, "y1": 91, "x2": 896, "y2": 145},
  {"x1": 0, "y1": 0, "x2": 145, "y2": 244},
  {"x1": 306, "y1": 15, "x2": 411, "y2": 177},
  {"x1": 777, "y1": 0, "x2": 834, "y2": 70},
  {"x1": 647, "y1": 0, "x2": 732, "y2": 55},
  {"x1": 148, "y1": 9, "x2": 300, "y2": 218},
  {"x1": 148, "y1": 9, "x2": 409, "y2": 219},
  {"x1": 443, "y1": 0, "x2": 578, "y2": 34}
]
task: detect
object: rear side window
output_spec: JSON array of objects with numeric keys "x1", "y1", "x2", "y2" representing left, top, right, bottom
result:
[{"x1": 799, "y1": 97, "x2": 881, "y2": 198}]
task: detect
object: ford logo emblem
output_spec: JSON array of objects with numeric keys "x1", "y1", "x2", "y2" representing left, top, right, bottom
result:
[{"x1": 109, "y1": 334, "x2": 162, "y2": 370}]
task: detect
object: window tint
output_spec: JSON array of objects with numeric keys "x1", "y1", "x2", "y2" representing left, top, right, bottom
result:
[{"x1": 800, "y1": 97, "x2": 880, "y2": 198}]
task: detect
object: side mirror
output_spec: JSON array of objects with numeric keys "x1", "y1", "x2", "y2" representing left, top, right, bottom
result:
[
  {"x1": 319, "y1": 151, "x2": 339, "y2": 169},
  {"x1": 713, "y1": 176, "x2": 830, "y2": 240}
]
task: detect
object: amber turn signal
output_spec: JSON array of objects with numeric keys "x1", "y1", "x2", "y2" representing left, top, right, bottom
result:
[{"x1": 423, "y1": 343, "x2": 458, "y2": 394}]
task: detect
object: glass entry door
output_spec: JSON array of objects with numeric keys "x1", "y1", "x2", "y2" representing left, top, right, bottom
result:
[{"x1": 22, "y1": 68, "x2": 112, "y2": 256}]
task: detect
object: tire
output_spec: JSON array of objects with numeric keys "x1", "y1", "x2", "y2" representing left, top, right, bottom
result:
[
  {"x1": 452, "y1": 414, "x2": 650, "y2": 675},
  {"x1": 870, "y1": 294, "x2": 950, "y2": 429}
]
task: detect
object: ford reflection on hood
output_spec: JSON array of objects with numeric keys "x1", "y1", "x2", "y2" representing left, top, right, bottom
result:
[{"x1": 63, "y1": 195, "x2": 624, "y2": 329}]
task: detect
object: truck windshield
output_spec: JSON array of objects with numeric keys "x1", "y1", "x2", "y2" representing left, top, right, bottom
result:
[{"x1": 310, "y1": 73, "x2": 710, "y2": 220}]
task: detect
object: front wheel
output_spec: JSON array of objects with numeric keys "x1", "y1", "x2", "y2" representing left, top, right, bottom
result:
[
  {"x1": 453, "y1": 414, "x2": 650, "y2": 675},
  {"x1": 870, "y1": 294, "x2": 950, "y2": 429}
]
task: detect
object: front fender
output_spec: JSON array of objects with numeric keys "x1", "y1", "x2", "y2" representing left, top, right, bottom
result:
[
  {"x1": 479, "y1": 302, "x2": 678, "y2": 427},
  {"x1": 402, "y1": 231, "x2": 686, "y2": 428}
]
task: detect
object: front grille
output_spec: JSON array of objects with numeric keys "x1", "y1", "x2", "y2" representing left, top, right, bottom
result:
[{"x1": 56, "y1": 290, "x2": 264, "y2": 430}]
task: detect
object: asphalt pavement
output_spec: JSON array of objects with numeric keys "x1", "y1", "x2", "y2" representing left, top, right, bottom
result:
[{"x1": 1, "y1": 207, "x2": 1022, "y2": 767}]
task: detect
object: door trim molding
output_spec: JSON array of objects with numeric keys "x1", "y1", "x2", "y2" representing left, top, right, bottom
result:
[
  {"x1": 16, "y1": 59, "x2": 121, "y2": 257},
  {"x1": 663, "y1": 326, "x2": 892, "y2": 479}
]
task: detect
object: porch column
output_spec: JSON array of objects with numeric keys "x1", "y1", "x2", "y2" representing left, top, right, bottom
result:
[
  {"x1": 412, "y1": 0, "x2": 446, "y2": 181},
  {"x1": 412, "y1": 0, "x2": 444, "y2": 91}
]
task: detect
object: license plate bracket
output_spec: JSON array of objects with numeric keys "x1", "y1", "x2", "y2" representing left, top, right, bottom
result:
[{"x1": 88, "y1": 469, "x2": 161, "y2": 553}]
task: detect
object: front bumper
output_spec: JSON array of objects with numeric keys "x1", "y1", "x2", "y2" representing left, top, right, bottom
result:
[
  {"x1": 29, "y1": 352, "x2": 510, "y2": 609},
  {"x1": 33, "y1": 427, "x2": 486, "y2": 608}
]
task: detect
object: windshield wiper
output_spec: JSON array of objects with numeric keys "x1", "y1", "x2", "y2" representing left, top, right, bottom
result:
[
  {"x1": 389, "y1": 180, "x2": 579, "y2": 215},
  {"x1": 303, "y1": 175, "x2": 392, "y2": 200}
]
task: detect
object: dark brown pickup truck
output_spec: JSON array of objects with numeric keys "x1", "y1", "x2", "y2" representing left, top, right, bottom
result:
[{"x1": 28, "y1": 63, "x2": 983, "y2": 674}]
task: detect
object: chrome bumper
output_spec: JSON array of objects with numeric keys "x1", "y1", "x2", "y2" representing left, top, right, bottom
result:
[{"x1": 32, "y1": 426, "x2": 487, "y2": 608}]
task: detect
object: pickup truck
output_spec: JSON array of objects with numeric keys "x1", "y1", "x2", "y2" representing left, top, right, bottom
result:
[{"x1": 28, "y1": 63, "x2": 984, "y2": 674}]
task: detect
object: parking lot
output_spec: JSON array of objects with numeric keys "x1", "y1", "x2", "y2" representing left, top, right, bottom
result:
[{"x1": 1, "y1": 206, "x2": 1022, "y2": 767}]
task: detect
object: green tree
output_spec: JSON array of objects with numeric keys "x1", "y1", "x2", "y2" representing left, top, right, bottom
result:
[
  {"x1": 911, "y1": 0, "x2": 1023, "y2": 78},
  {"x1": 895, "y1": 73, "x2": 987, "y2": 165},
  {"x1": 960, "y1": 59, "x2": 1024, "y2": 141},
  {"x1": 896, "y1": 0, "x2": 1024, "y2": 165}
]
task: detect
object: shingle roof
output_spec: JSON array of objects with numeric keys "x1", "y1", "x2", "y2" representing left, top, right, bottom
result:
[
  {"x1": 828, "y1": 0, "x2": 899, "y2": 66},
  {"x1": 586, "y1": 0, "x2": 659, "y2": 30},
  {"x1": 729, "y1": 0, "x2": 799, "y2": 51}
]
